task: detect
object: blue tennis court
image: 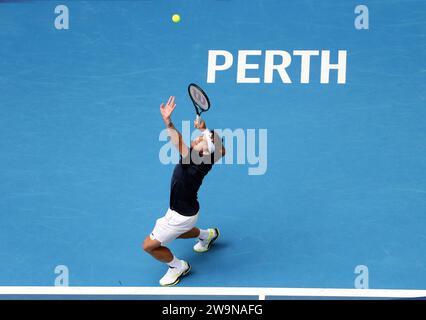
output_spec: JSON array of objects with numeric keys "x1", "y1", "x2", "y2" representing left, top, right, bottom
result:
[{"x1": 0, "y1": 0, "x2": 425, "y2": 297}]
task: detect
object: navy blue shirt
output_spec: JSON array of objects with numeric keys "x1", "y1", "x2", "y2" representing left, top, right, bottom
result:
[{"x1": 169, "y1": 148, "x2": 215, "y2": 216}]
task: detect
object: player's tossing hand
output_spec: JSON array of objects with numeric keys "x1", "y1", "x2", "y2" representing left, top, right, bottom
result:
[{"x1": 160, "y1": 96, "x2": 176, "y2": 124}]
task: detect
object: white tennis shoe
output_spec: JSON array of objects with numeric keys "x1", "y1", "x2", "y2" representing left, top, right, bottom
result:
[
  {"x1": 159, "y1": 260, "x2": 191, "y2": 287},
  {"x1": 193, "y1": 228, "x2": 220, "y2": 253}
]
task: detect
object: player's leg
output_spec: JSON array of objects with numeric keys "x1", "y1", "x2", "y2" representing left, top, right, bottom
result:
[
  {"x1": 177, "y1": 227, "x2": 200, "y2": 239},
  {"x1": 144, "y1": 209, "x2": 194, "y2": 286},
  {"x1": 143, "y1": 236, "x2": 173, "y2": 263},
  {"x1": 143, "y1": 235, "x2": 191, "y2": 286}
]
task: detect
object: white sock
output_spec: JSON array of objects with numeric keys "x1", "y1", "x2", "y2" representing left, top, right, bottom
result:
[
  {"x1": 167, "y1": 256, "x2": 181, "y2": 268},
  {"x1": 198, "y1": 229, "x2": 210, "y2": 240}
]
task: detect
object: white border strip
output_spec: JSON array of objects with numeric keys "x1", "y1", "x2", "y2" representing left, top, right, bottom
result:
[{"x1": 0, "y1": 287, "x2": 425, "y2": 298}]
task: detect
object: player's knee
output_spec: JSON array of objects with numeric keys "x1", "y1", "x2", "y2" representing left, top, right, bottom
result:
[
  {"x1": 142, "y1": 239, "x2": 151, "y2": 253},
  {"x1": 143, "y1": 237, "x2": 156, "y2": 253}
]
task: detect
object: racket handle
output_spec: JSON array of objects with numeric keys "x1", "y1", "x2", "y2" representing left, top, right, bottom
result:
[{"x1": 196, "y1": 114, "x2": 201, "y2": 122}]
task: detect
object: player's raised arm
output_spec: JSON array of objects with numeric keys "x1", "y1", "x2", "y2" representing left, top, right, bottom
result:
[{"x1": 160, "y1": 96, "x2": 189, "y2": 157}]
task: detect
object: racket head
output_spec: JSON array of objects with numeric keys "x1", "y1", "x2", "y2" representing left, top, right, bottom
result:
[{"x1": 188, "y1": 83, "x2": 211, "y2": 116}]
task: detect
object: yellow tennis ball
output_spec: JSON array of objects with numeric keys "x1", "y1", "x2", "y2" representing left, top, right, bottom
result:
[{"x1": 172, "y1": 14, "x2": 181, "y2": 23}]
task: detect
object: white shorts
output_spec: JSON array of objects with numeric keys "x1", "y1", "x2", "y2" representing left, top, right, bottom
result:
[{"x1": 150, "y1": 208, "x2": 199, "y2": 245}]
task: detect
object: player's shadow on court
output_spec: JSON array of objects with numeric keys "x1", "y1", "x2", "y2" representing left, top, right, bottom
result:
[{"x1": 180, "y1": 241, "x2": 229, "y2": 273}]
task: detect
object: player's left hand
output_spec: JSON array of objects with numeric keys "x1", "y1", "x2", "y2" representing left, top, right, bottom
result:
[{"x1": 160, "y1": 96, "x2": 176, "y2": 123}]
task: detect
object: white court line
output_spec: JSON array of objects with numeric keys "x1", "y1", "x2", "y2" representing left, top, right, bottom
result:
[{"x1": 0, "y1": 287, "x2": 425, "y2": 298}]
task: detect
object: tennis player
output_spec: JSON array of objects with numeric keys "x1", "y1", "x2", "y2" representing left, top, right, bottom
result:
[{"x1": 143, "y1": 96, "x2": 225, "y2": 286}]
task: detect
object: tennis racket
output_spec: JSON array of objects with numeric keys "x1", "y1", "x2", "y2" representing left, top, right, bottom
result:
[{"x1": 188, "y1": 83, "x2": 211, "y2": 122}]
